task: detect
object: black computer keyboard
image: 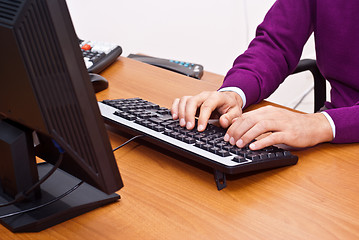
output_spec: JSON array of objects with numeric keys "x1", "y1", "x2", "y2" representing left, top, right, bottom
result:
[
  {"x1": 79, "y1": 39, "x2": 122, "y2": 73},
  {"x1": 99, "y1": 98, "x2": 298, "y2": 190}
]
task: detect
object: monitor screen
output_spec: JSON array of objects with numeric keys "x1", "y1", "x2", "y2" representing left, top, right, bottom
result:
[{"x1": 0, "y1": 0, "x2": 123, "y2": 232}]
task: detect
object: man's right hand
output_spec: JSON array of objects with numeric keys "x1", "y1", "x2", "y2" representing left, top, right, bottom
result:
[{"x1": 171, "y1": 91, "x2": 243, "y2": 132}]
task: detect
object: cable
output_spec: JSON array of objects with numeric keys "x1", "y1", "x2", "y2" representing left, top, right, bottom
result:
[
  {"x1": 0, "y1": 140, "x2": 82, "y2": 219},
  {"x1": 0, "y1": 181, "x2": 84, "y2": 219},
  {"x1": 112, "y1": 135, "x2": 144, "y2": 152},
  {"x1": 0, "y1": 152, "x2": 64, "y2": 208},
  {"x1": 23, "y1": 153, "x2": 64, "y2": 198},
  {"x1": 0, "y1": 135, "x2": 142, "y2": 218}
]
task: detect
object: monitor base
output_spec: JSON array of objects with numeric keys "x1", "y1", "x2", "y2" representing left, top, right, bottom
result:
[{"x1": 0, "y1": 162, "x2": 120, "y2": 232}]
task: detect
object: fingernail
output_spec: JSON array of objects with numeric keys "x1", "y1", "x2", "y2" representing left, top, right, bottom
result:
[
  {"x1": 249, "y1": 143, "x2": 256, "y2": 150},
  {"x1": 236, "y1": 139, "x2": 244, "y2": 148},
  {"x1": 172, "y1": 113, "x2": 177, "y2": 119},
  {"x1": 222, "y1": 118, "x2": 228, "y2": 127},
  {"x1": 180, "y1": 118, "x2": 186, "y2": 126},
  {"x1": 186, "y1": 121, "x2": 193, "y2": 129},
  {"x1": 229, "y1": 137, "x2": 235, "y2": 145},
  {"x1": 198, "y1": 124, "x2": 205, "y2": 131},
  {"x1": 224, "y1": 134, "x2": 230, "y2": 142}
]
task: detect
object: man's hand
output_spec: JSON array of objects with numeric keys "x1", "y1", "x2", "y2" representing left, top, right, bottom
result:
[
  {"x1": 171, "y1": 91, "x2": 243, "y2": 131},
  {"x1": 223, "y1": 106, "x2": 334, "y2": 150}
]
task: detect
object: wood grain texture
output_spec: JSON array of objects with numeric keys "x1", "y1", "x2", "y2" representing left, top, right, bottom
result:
[{"x1": 2, "y1": 57, "x2": 358, "y2": 239}]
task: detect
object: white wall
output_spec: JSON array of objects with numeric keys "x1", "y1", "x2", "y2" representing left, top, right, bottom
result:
[
  {"x1": 66, "y1": 0, "x2": 252, "y2": 75},
  {"x1": 67, "y1": 0, "x2": 316, "y2": 112}
]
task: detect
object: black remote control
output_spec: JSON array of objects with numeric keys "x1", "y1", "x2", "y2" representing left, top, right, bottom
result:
[{"x1": 128, "y1": 54, "x2": 204, "y2": 79}]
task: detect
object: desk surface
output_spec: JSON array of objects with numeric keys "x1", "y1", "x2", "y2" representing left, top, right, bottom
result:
[{"x1": 2, "y1": 57, "x2": 359, "y2": 239}]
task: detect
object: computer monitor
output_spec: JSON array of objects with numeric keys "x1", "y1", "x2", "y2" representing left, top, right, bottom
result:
[{"x1": 0, "y1": 0, "x2": 123, "y2": 232}]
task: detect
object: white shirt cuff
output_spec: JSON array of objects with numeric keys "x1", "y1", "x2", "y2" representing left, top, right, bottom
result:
[
  {"x1": 218, "y1": 87, "x2": 247, "y2": 109},
  {"x1": 320, "y1": 111, "x2": 336, "y2": 138}
]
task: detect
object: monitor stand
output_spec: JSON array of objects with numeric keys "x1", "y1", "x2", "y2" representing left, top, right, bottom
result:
[{"x1": 0, "y1": 162, "x2": 120, "y2": 232}]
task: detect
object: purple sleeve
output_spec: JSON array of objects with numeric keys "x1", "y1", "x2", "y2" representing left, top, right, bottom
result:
[
  {"x1": 324, "y1": 104, "x2": 359, "y2": 143},
  {"x1": 221, "y1": 0, "x2": 314, "y2": 108}
]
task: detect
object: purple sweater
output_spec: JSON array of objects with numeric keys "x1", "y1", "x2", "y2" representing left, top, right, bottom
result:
[{"x1": 221, "y1": 0, "x2": 359, "y2": 143}]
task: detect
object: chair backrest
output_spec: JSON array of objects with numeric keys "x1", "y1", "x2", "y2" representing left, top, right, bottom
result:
[{"x1": 292, "y1": 59, "x2": 326, "y2": 112}]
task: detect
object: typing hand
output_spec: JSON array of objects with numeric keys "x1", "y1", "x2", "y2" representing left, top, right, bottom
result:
[
  {"x1": 224, "y1": 106, "x2": 334, "y2": 150},
  {"x1": 171, "y1": 91, "x2": 243, "y2": 132}
]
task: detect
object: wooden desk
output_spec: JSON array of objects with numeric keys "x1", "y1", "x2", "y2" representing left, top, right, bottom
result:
[{"x1": 2, "y1": 57, "x2": 359, "y2": 239}]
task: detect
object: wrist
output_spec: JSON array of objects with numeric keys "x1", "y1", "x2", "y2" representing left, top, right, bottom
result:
[
  {"x1": 223, "y1": 91, "x2": 244, "y2": 109},
  {"x1": 312, "y1": 113, "x2": 334, "y2": 143},
  {"x1": 218, "y1": 87, "x2": 246, "y2": 109}
]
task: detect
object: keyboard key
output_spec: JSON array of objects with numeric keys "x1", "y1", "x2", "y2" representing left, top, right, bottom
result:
[
  {"x1": 275, "y1": 152, "x2": 284, "y2": 158},
  {"x1": 170, "y1": 132, "x2": 181, "y2": 138},
  {"x1": 194, "y1": 140, "x2": 205, "y2": 148},
  {"x1": 164, "y1": 129, "x2": 173, "y2": 136},
  {"x1": 283, "y1": 151, "x2": 292, "y2": 157},
  {"x1": 230, "y1": 147, "x2": 243, "y2": 155},
  {"x1": 147, "y1": 123, "x2": 157, "y2": 129},
  {"x1": 176, "y1": 134, "x2": 187, "y2": 141},
  {"x1": 247, "y1": 153, "x2": 261, "y2": 161},
  {"x1": 201, "y1": 144, "x2": 212, "y2": 151},
  {"x1": 141, "y1": 120, "x2": 152, "y2": 127},
  {"x1": 153, "y1": 125, "x2": 165, "y2": 132},
  {"x1": 258, "y1": 153, "x2": 268, "y2": 160},
  {"x1": 209, "y1": 146, "x2": 221, "y2": 154},
  {"x1": 149, "y1": 117, "x2": 164, "y2": 124},
  {"x1": 216, "y1": 149, "x2": 231, "y2": 157},
  {"x1": 232, "y1": 156, "x2": 247, "y2": 163},
  {"x1": 184, "y1": 137, "x2": 196, "y2": 144}
]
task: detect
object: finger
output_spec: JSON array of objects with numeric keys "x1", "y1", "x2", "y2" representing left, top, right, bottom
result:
[
  {"x1": 236, "y1": 119, "x2": 280, "y2": 148},
  {"x1": 225, "y1": 108, "x2": 278, "y2": 147},
  {"x1": 171, "y1": 98, "x2": 180, "y2": 120},
  {"x1": 177, "y1": 96, "x2": 191, "y2": 127},
  {"x1": 219, "y1": 107, "x2": 242, "y2": 129},
  {"x1": 249, "y1": 132, "x2": 285, "y2": 150},
  {"x1": 217, "y1": 92, "x2": 244, "y2": 128},
  {"x1": 184, "y1": 92, "x2": 212, "y2": 130},
  {"x1": 197, "y1": 96, "x2": 222, "y2": 131},
  {"x1": 225, "y1": 106, "x2": 277, "y2": 143},
  {"x1": 225, "y1": 115, "x2": 257, "y2": 145},
  {"x1": 197, "y1": 91, "x2": 242, "y2": 131}
]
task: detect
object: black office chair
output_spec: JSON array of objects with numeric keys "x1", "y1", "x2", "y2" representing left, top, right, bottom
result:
[{"x1": 291, "y1": 59, "x2": 326, "y2": 112}]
